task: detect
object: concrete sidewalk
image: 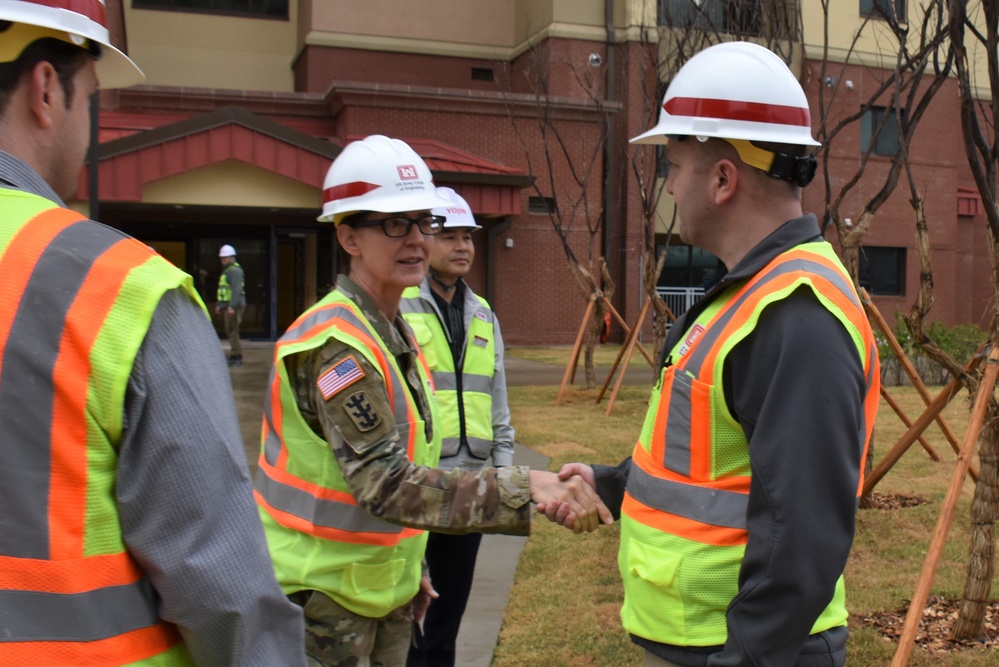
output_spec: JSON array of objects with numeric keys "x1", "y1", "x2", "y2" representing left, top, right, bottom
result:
[{"x1": 228, "y1": 341, "x2": 646, "y2": 667}]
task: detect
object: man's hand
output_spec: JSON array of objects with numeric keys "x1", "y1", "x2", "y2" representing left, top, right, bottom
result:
[
  {"x1": 529, "y1": 468, "x2": 612, "y2": 533},
  {"x1": 536, "y1": 463, "x2": 600, "y2": 528},
  {"x1": 411, "y1": 574, "x2": 439, "y2": 624}
]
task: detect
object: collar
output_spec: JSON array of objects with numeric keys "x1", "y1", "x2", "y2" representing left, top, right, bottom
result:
[
  {"x1": 0, "y1": 150, "x2": 65, "y2": 206},
  {"x1": 335, "y1": 274, "x2": 416, "y2": 357}
]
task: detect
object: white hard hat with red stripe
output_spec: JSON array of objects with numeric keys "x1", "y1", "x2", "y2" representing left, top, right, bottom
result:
[
  {"x1": 630, "y1": 41, "x2": 819, "y2": 147},
  {"x1": 319, "y1": 135, "x2": 453, "y2": 225},
  {"x1": 432, "y1": 187, "x2": 480, "y2": 230},
  {"x1": 0, "y1": 0, "x2": 144, "y2": 89}
]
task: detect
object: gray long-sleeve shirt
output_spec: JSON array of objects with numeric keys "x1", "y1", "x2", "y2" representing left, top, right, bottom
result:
[
  {"x1": 0, "y1": 150, "x2": 306, "y2": 666},
  {"x1": 594, "y1": 215, "x2": 865, "y2": 667}
]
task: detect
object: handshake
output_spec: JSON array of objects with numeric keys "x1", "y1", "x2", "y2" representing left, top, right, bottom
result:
[{"x1": 528, "y1": 463, "x2": 612, "y2": 533}]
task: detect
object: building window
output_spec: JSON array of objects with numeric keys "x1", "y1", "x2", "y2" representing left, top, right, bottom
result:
[
  {"x1": 861, "y1": 106, "x2": 901, "y2": 156},
  {"x1": 658, "y1": 0, "x2": 762, "y2": 36},
  {"x1": 860, "y1": 0, "x2": 906, "y2": 22},
  {"x1": 859, "y1": 246, "x2": 905, "y2": 296},
  {"x1": 471, "y1": 67, "x2": 494, "y2": 81},
  {"x1": 529, "y1": 196, "x2": 557, "y2": 215},
  {"x1": 133, "y1": 0, "x2": 288, "y2": 19}
]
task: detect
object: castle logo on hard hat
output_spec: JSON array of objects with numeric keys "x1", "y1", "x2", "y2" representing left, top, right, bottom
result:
[{"x1": 397, "y1": 165, "x2": 419, "y2": 180}]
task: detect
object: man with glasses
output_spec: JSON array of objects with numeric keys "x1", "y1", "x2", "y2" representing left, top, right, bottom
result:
[{"x1": 254, "y1": 135, "x2": 612, "y2": 667}]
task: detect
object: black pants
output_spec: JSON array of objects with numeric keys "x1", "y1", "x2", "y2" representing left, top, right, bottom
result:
[{"x1": 407, "y1": 531, "x2": 483, "y2": 667}]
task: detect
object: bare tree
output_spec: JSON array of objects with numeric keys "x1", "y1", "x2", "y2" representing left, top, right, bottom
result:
[
  {"x1": 943, "y1": 0, "x2": 999, "y2": 640},
  {"x1": 499, "y1": 39, "x2": 613, "y2": 388}
]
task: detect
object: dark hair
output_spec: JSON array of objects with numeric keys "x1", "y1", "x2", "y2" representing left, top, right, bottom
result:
[{"x1": 0, "y1": 22, "x2": 98, "y2": 114}]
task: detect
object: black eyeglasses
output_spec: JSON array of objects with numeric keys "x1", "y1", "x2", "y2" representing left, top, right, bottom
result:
[{"x1": 347, "y1": 215, "x2": 444, "y2": 238}]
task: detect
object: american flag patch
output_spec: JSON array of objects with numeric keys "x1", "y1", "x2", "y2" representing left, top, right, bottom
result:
[{"x1": 317, "y1": 355, "x2": 365, "y2": 400}]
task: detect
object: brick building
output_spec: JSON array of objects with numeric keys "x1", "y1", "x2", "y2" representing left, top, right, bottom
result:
[{"x1": 78, "y1": 0, "x2": 995, "y2": 343}]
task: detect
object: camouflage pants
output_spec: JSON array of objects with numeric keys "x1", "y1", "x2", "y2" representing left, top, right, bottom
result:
[{"x1": 289, "y1": 590, "x2": 414, "y2": 667}]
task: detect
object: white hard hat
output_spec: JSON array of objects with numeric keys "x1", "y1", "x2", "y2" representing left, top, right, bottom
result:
[
  {"x1": 432, "y1": 187, "x2": 481, "y2": 230},
  {"x1": 630, "y1": 41, "x2": 819, "y2": 147},
  {"x1": 219, "y1": 244, "x2": 236, "y2": 258},
  {"x1": 0, "y1": 0, "x2": 144, "y2": 89},
  {"x1": 318, "y1": 135, "x2": 453, "y2": 225}
]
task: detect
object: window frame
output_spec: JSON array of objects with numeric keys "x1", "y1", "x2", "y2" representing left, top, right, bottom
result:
[
  {"x1": 132, "y1": 0, "x2": 289, "y2": 21},
  {"x1": 657, "y1": 0, "x2": 763, "y2": 37},
  {"x1": 859, "y1": 0, "x2": 907, "y2": 23},
  {"x1": 858, "y1": 246, "x2": 906, "y2": 296},
  {"x1": 861, "y1": 106, "x2": 902, "y2": 157}
]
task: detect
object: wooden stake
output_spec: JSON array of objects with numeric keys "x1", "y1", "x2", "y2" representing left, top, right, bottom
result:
[
  {"x1": 555, "y1": 295, "x2": 595, "y2": 406},
  {"x1": 879, "y1": 385, "x2": 940, "y2": 461},
  {"x1": 603, "y1": 299, "x2": 651, "y2": 416}
]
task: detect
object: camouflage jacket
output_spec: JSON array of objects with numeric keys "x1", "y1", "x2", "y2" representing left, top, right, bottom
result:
[{"x1": 285, "y1": 275, "x2": 532, "y2": 535}]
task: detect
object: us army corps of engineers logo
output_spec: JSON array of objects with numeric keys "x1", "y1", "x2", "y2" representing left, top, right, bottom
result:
[{"x1": 343, "y1": 391, "x2": 381, "y2": 432}]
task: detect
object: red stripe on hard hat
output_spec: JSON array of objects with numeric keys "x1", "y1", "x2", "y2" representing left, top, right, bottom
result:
[
  {"x1": 323, "y1": 181, "x2": 380, "y2": 204},
  {"x1": 29, "y1": 0, "x2": 108, "y2": 28},
  {"x1": 664, "y1": 96, "x2": 811, "y2": 128}
]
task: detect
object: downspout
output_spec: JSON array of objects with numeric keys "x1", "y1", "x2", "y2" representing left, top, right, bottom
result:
[
  {"x1": 486, "y1": 216, "x2": 512, "y2": 308},
  {"x1": 602, "y1": 0, "x2": 621, "y2": 334}
]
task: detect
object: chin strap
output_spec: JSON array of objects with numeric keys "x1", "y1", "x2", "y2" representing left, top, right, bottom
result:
[{"x1": 429, "y1": 269, "x2": 458, "y2": 293}]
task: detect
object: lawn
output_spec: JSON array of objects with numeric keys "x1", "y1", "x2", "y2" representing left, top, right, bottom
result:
[{"x1": 492, "y1": 355, "x2": 997, "y2": 666}]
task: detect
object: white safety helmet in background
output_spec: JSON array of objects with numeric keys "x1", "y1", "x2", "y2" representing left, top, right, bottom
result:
[
  {"x1": 630, "y1": 41, "x2": 819, "y2": 187},
  {"x1": 319, "y1": 135, "x2": 453, "y2": 225},
  {"x1": 0, "y1": 0, "x2": 145, "y2": 89},
  {"x1": 433, "y1": 187, "x2": 481, "y2": 230},
  {"x1": 219, "y1": 244, "x2": 236, "y2": 258}
]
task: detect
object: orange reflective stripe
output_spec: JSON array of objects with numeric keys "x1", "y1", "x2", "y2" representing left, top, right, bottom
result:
[
  {"x1": 623, "y1": 494, "x2": 747, "y2": 547},
  {"x1": 255, "y1": 490, "x2": 420, "y2": 545},
  {"x1": 0, "y1": 207, "x2": 83, "y2": 384},
  {"x1": 49, "y1": 239, "x2": 142, "y2": 560},
  {"x1": 0, "y1": 622, "x2": 182, "y2": 666},
  {"x1": 0, "y1": 552, "x2": 142, "y2": 593}
]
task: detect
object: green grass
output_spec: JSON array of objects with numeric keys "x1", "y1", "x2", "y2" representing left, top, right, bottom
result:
[
  {"x1": 493, "y1": 382, "x2": 998, "y2": 666},
  {"x1": 506, "y1": 344, "x2": 655, "y2": 369}
]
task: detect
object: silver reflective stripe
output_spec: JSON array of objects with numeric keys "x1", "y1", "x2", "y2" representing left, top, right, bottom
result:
[
  {"x1": 0, "y1": 577, "x2": 160, "y2": 641},
  {"x1": 0, "y1": 221, "x2": 114, "y2": 558},
  {"x1": 431, "y1": 371, "x2": 492, "y2": 394},
  {"x1": 256, "y1": 467, "x2": 403, "y2": 535},
  {"x1": 664, "y1": 370, "x2": 694, "y2": 477},
  {"x1": 440, "y1": 435, "x2": 492, "y2": 457},
  {"x1": 627, "y1": 464, "x2": 748, "y2": 530}
]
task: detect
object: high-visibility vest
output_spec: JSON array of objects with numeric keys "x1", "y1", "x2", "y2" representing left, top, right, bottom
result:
[
  {"x1": 0, "y1": 188, "x2": 204, "y2": 665},
  {"x1": 619, "y1": 241, "x2": 880, "y2": 647},
  {"x1": 401, "y1": 285, "x2": 496, "y2": 458},
  {"x1": 254, "y1": 289, "x2": 440, "y2": 618},
  {"x1": 216, "y1": 261, "x2": 240, "y2": 302}
]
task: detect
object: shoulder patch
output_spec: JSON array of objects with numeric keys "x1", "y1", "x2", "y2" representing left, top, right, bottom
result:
[
  {"x1": 342, "y1": 391, "x2": 382, "y2": 432},
  {"x1": 317, "y1": 355, "x2": 365, "y2": 399}
]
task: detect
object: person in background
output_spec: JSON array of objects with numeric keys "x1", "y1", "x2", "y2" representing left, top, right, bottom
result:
[
  {"x1": 254, "y1": 134, "x2": 612, "y2": 667},
  {"x1": 543, "y1": 42, "x2": 880, "y2": 667},
  {"x1": 400, "y1": 187, "x2": 512, "y2": 667},
  {"x1": 0, "y1": 1, "x2": 306, "y2": 664},
  {"x1": 216, "y1": 243, "x2": 246, "y2": 366}
]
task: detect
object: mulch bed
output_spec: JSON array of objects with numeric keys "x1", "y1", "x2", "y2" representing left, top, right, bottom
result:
[
  {"x1": 856, "y1": 493, "x2": 997, "y2": 653},
  {"x1": 860, "y1": 595, "x2": 999, "y2": 652},
  {"x1": 859, "y1": 491, "x2": 928, "y2": 511}
]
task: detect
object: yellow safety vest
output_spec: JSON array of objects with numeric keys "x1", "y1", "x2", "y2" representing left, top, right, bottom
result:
[
  {"x1": 255, "y1": 289, "x2": 440, "y2": 618},
  {"x1": 401, "y1": 285, "x2": 496, "y2": 458},
  {"x1": 619, "y1": 241, "x2": 880, "y2": 646},
  {"x1": 216, "y1": 261, "x2": 240, "y2": 302},
  {"x1": 0, "y1": 188, "x2": 202, "y2": 665}
]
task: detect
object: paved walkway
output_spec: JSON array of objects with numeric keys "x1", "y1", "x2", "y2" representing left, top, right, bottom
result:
[{"x1": 228, "y1": 341, "x2": 652, "y2": 667}]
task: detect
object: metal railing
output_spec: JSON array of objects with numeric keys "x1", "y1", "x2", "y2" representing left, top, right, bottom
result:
[{"x1": 655, "y1": 286, "x2": 704, "y2": 322}]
